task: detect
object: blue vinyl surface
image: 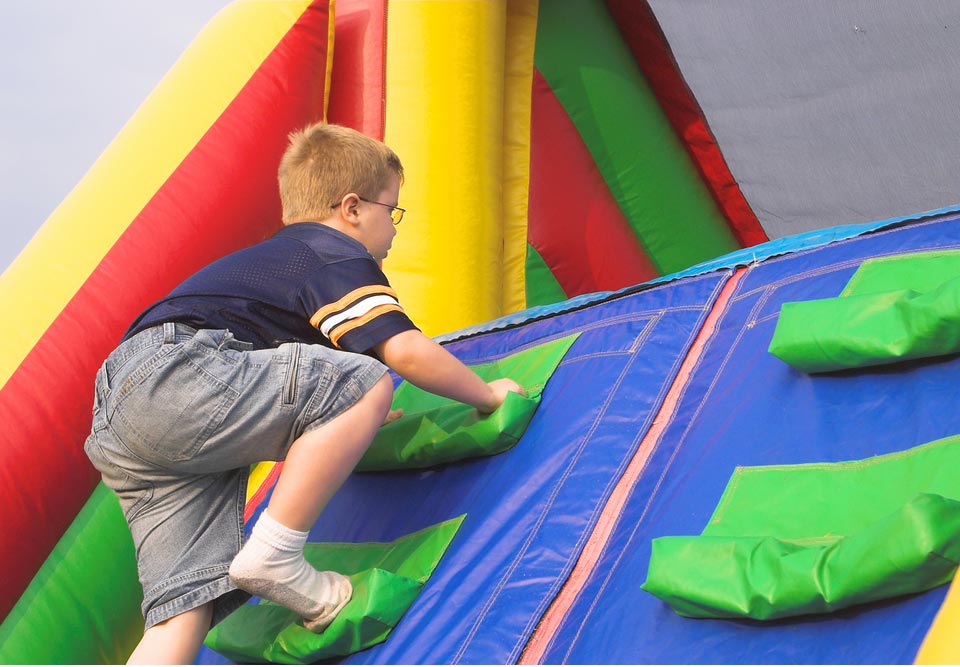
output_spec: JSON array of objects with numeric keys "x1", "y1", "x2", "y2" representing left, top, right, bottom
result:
[
  {"x1": 199, "y1": 213, "x2": 960, "y2": 664},
  {"x1": 198, "y1": 271, "x2": 727, "y2": 664},
  {"x1": 544, "y1": 213, "x2": 960, "y2": 663}
]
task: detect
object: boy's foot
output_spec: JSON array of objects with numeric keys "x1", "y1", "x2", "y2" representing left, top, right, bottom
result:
[
  {"x1": 229, "y1": 511, "x2": 352, "y2": 632},
  {"x1": 230, "y1": 563, "x2": 352, "y2": 632}
]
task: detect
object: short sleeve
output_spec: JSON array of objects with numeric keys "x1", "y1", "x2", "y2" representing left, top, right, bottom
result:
[{"x1": 303, "y1": 257, "x2": 418, "y2": 354}]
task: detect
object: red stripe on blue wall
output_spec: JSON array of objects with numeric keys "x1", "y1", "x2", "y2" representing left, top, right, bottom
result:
[{"x1": 519, "y1": 267, "x2": 747, "y2": 664}]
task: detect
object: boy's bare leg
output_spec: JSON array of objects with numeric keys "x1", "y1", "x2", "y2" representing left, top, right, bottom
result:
[
  {"x1": 229, "y1": 374, "x2": 393, "y2": 631},
  {"x1": 127, "y1": 602, "x2": 213, "y2": 664},
  {"x1": 267, "y1": 373, "x2": 394, "y2": 530}
]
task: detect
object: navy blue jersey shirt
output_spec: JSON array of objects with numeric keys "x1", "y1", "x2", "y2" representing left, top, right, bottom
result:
[{"x1": 125, "y1": 223, "x2": 417, "y2": 355}]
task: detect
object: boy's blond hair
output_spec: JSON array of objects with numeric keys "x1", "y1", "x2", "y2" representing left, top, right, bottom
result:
[{"x1": 278, "y1": 122, "x2": 403, "y2": 224}]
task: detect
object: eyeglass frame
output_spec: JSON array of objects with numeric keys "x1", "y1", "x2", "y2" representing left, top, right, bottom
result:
[{"x1": 329, "y1": 196, "x2": 405, "y2": 225}]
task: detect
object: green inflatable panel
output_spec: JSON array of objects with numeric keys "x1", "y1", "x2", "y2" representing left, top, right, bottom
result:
[
  {"x1": 643, "y1": 435, "x2": 960, "y2": 620},
  {"x1": 535, "y1": 0, "x2": 738, "y2": 275},
  {"x1": 205, "y1": 515, "x2": 464, "y2": 663},
  {"x1": 0, "y1": 483, "x2": 143, "y2": 665},
  {"x1": 525, "y1": 243, "x2": 569, "y2": 309},
  {"x1": 643, "y1": 493, "x2": 960, "y2": 620},
  {"x1": 769, "y1": 249, "x2": 960, "y2": 372},
  {"x1": 358, "y1": 333, "x2": 578, "y2": 471}
]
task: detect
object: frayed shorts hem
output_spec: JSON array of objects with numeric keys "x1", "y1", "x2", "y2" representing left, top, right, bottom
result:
[{"x1": 144, "y1": 567, "x2": 251, "y2": 629}]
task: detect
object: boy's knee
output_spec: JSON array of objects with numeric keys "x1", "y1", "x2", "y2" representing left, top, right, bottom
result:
[{"x1": 369, "y1": 374, "x2": 394, "y2": 412}]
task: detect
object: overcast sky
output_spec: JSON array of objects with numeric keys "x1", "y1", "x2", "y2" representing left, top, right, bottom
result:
[{"x1": 0, "y1": 1, "x2": 232, "y2": 274}]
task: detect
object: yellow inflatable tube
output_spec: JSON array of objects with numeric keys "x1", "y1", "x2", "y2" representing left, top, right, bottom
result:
[
  {"x1": 384, "y1": 0, "x2": 516, "y2": 336},
  {"x1": 501, "y1": 0, "x2": 539, "y2": 317}
]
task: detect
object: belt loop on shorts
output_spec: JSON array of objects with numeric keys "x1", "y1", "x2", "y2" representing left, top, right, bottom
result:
[{"x1": 163, "y1": 322, "x2": 176, "y2": 345}]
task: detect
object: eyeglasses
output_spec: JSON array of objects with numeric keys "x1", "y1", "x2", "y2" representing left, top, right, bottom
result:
[
  {"x1": 329, "y1": 197, "x2": 406, "y2": 225},
  {"x1": 358, "y1": 197, "x2": 405, "y2": 225}
]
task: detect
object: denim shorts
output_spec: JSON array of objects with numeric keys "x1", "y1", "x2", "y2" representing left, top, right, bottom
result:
[{"x1": 83, "y1": 323, "x2": 387, "y2": 629}]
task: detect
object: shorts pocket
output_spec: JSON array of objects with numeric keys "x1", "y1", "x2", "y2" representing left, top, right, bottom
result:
[{"x1": 112, "y1": 344, "x2": 240, "y2": 462}]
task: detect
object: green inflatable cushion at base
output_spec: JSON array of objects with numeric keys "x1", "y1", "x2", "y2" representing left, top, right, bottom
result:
[
  {"x1": 0, "y1": 483, "x2": 143, "y2": 665},
  {"x1": 205, "y1": 515, "x2": 464, "y2": 663},
  {"x1": 643, "y1": 493, "x2": 960, "y2": 620},
  {"x1": 358, "y1": 333, "x2": 578, "y2": 471},
  {"x1": 769, "y1": 249, "x2": 960, "y2": 373}
]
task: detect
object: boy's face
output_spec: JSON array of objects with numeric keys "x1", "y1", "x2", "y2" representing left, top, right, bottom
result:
[{"x1": 357, "y1": 172, "x2": 401, "y2": 263}]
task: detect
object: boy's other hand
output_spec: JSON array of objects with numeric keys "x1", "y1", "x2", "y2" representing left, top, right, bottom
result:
[
  {"x1": 383, "y1": 408, "x2": 404, "y2": 425},
  {"x1": 478, "y1": 378, "x2": 526, "y2": 414}
]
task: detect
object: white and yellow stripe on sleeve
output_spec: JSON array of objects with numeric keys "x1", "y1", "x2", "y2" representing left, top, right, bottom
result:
[{"x1": 309, "y1": 285, "x2": 404, "y2": 347}]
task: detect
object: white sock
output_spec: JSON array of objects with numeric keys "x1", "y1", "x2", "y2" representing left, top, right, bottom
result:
[{"x1": 228, "y1": 510, "x2": 352, "y2": 632}]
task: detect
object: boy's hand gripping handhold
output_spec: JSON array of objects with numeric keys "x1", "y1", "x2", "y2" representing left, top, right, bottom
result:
[{"x1": 477, "y1": 378, "x2": 526, "y2": 414}]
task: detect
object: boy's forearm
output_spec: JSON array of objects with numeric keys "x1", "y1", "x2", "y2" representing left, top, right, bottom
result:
[{"x1": 373, "y1": 330, "x2": 498, "y2": 411}]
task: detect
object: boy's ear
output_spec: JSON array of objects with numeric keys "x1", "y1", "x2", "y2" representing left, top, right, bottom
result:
[{"x1": 337, "y1": 193, "x2": 362, "y2": 225}]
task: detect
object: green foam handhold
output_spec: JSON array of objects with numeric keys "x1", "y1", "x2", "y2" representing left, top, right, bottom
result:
[
  {"x1": 358, "y1": 334, "x2": 578, "y2": 471},
  {"x1": 769, "y1": 250, "x2": 960, "y2": 373},
  {"x1": 643, "y1": 493, "x2": 960, "y2": 620},
  {"x1": 205, "y1": 515, "x2": 464, "y2": 663},
  {"x1": 644, "y1": 436, "x2": 960, "y2": 620},
  {"x1": 359, "y1": 390, "x2": 537, "y2": 471},
  {"x1": 206, "y1": 568, "x2": 422, "y2": 664}
]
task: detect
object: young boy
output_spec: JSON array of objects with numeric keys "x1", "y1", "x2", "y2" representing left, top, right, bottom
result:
[{"x1": 84, "y1": 122, "x2": 523, "y2": 664}]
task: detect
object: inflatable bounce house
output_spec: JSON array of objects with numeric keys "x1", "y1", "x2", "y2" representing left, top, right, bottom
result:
[{"x1": 5, "y1": 0, "x2": 960, "y2": 662}]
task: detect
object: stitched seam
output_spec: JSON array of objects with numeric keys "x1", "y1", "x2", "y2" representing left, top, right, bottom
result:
[
  {"x1": 450, "y1": 314, "x2": 659, "y2": 664},
  {"x1": 506, "y1": 315, "x2": 665, "y2": 663},
  {"x1": 559, "y1": 270, "x2": 744, "y2": 662}
]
